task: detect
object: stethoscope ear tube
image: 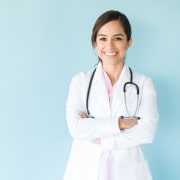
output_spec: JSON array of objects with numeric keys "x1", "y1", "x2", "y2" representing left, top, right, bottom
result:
[{"x1": 123, "y1": 82, "x2": 140, "y2": 95}]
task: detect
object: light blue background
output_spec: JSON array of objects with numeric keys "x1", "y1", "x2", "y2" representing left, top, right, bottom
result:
[{"x1": 0, "y1": 0, "x2": 179, "y2": 180}]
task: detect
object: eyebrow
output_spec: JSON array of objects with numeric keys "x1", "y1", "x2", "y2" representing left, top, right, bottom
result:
[{"x1": 97, "y1": 33, "x2": 125, "y2": 37}]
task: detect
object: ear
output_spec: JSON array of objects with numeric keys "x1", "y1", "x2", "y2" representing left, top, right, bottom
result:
[{"x1": 127, "y1": 38, "x2": 132, "y2": 49}]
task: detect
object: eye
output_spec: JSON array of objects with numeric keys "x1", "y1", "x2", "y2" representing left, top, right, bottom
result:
[
  {"x1": 115, "y1": 37, "x2": 122, "y2": 41},
  {"x1": 99, "y1": 37, "x2": 106, "y2": 41}
]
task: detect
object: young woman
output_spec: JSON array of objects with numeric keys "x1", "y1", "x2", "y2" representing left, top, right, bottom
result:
[{"x1": 63, "y1": 10, "x2": 159, "y2": 180}]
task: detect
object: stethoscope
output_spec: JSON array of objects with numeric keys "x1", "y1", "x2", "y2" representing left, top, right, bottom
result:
[{"x1": 86, "y1": 67, "x2": 140, "y2": 120}]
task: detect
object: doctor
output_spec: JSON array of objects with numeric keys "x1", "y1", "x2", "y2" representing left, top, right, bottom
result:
[{"x1": 63, "y1": 10, "x2": 159, "y2": 180}]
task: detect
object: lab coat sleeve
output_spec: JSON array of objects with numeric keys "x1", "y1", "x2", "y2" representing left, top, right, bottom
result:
[
  {"x1": 66, "y1": 74, "x2": 120, "y2": 140},
  {"x1": 101, "y1": 78, "x2": 159, "y2": 150}
]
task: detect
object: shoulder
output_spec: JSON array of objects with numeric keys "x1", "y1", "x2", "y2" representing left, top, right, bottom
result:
[
  {"x1": 72, "y1": 68, "x2": 95, "y2": 81},
  {"x1": 69, "y1": 68, "x2": 95, "y2": 88},
  {"x1": 133, "y1": 71, "x2": 151, "y2": 81},
  {"x1": 72, "y1": 63, "x2": 101, "y2": 81},
  {"x1": 132, "y1": 70, "x2": 157, "y2": 96}
]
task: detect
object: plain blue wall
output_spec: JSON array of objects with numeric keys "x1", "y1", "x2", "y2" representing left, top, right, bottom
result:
[{"x1": 0, "y1": 0, "x2": 180, "y2": 180}]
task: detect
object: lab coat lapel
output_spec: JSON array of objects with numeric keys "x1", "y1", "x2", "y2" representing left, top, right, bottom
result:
[
  {"x1": 110, "y1": 65, "x2": 131, "y2": 116},
  {"x1": 88, "y1": 63, "x2": 111, "y2": 117}
]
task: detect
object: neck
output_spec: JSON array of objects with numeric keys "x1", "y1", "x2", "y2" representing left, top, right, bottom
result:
[{"x1": 103, "y1": 61, "x2": 124, "y2": 85}]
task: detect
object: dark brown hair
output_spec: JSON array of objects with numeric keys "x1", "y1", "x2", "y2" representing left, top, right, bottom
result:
[{"x1": 91, "y1": 10, "x2": 132, "y2": 47}]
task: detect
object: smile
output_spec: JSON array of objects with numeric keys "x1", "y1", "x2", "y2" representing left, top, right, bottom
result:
[{"x1": 104, "y1": 51, "x2": 118, "y2": 57}]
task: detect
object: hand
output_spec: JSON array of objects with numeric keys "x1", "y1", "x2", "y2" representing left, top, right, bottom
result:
[
  {"x1": 78, "y1": 111, "x2": 88, "y2": 118},
  {"x1": 118, "y1": 117, "x2": 138, "y2": 130},
  {"x1": 91, "y1": 138, "x2": 101, "y2": 144}
]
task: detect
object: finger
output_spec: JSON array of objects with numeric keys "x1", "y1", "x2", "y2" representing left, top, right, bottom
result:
[{"x1": 79, "y1": 112, "x2": 87, "y2": 118}]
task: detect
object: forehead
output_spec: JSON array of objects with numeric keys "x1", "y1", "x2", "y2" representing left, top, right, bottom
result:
[{"x1": 97, "y1": 20, "x2": 125, "y2": 35}]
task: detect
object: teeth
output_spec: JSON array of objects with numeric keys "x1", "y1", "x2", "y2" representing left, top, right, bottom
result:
[{"x1": 104, "y1": 52, "x2": 117, "y2": 56}]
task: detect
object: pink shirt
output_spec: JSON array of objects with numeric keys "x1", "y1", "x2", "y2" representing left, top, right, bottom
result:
[
  {"x1": 103, "y1": 70, "x2": 118, "y2": 105},
  {"x1": 98, "y1": 71, "x2": 119, "y2": 180}
]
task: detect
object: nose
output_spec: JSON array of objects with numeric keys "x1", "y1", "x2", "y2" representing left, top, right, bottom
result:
[{"x1": 106, "y1": 39, "x2": 115, "y2": 49}]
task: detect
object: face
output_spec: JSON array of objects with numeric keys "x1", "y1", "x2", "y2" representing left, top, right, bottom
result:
[{"x1": 94, "y1": 20, "x2": 132, "y2": 66}]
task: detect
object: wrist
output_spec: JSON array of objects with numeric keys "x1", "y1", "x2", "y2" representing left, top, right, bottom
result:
[{"x1": 118, "y1": 117, "x2": 124, "y2": 130}]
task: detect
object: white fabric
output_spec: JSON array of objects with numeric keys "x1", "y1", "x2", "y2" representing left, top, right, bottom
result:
[{"x1": 63, "y1": 63, "x2": 159, "y2": 180}]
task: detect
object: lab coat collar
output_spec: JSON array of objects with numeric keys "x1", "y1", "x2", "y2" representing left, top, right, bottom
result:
[{"x1": 95, "y1": 62, "x2": 131, "y2": 88}]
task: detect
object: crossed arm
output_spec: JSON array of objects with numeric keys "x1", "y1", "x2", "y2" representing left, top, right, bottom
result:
[{"x1": 78, "y1": 111, "x2": 138, "y2": 144}]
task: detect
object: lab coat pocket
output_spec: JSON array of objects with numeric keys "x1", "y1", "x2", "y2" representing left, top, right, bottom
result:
[
  {"x1": 118, "y1": 159, "x2": 152, "y2": 180},
  {"x1": 135, "y1": 160, "x2": 152, "y2": 180},
  {"x1": 63, "y1": 140, "x2": 102, "y2": 180}
]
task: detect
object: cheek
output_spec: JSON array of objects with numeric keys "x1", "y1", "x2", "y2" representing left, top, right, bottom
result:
[
  {"x1": 95, "y1": 43, "x2": 104, "y2": 51},
  {"x1": 94, "y1": 45, "x2": 101, "y2": 53},
  {"x1": 95, "y1": 47, "x2": 103, "y2": 56},
  {"x1": 119, "y1": 44, "x2": 129, "y2": 52}
]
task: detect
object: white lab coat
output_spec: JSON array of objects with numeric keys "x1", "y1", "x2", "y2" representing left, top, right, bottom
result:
[{"x1": 63, "y1": 63, "x2": 159, "y2": 180}]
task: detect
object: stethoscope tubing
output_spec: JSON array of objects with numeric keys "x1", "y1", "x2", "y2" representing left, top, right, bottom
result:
[
  {"x1": 86, "y1": 68, "x2": 97, "y2": 118},
  {"x1": 86, "y1": 66, "x2": 140, "y2": 119}
]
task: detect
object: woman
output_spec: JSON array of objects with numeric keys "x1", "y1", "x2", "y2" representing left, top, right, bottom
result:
[{"x1": 63, "y1": 10, "x2": 159, "y2": 180}]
